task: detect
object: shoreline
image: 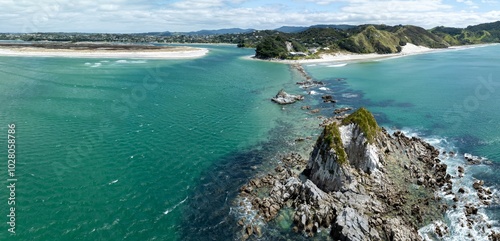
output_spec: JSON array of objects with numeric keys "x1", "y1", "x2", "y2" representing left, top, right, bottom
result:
[
  {"x1": 0, "y1": 43, "x2": 209, "y2": 59},
  {"x1": 234, "y1": 44, "x2": 500, "y2": 240},
  {"x1": 245, "y1": 43, "x2": 499, "y2": 65}
]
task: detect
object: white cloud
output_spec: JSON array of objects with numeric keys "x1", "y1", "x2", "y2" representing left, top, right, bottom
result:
[
  {"x1": 341, "y1": 0, "x2": 453, "y2": 13},
  {"x1": 0, "y1": 0, "x2": 499, "y2": 32},
  {"x1": 170, "y1": 0, "x2": 226, "y2": 9},
  {"x1": 304, "y1": 0, "x2": 340, "y2": 5}
]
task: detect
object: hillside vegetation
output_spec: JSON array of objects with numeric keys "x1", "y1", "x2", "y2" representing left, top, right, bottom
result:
[
  {"x1": 1, "y1": 21, "x2": 499, "y2": 59},
  {"x1": 431, "y1": 21, "x2": 500, "y2": 45},
  {"x1": 252, "y1": 21, "x2": 500, "y2": 59}
]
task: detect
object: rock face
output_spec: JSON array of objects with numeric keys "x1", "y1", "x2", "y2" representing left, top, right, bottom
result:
[
  {"x1": 236, "y1": 108, "x2": 486, "y2": 240},
  {"x1": 271, "y1": 89, "x2": 304, "y2": 105},
  {"x1": 306, "y1": 124, "x2": 353, "y2": 193}
]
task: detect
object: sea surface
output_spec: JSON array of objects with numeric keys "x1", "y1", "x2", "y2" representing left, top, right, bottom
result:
[
  {"x1": 304, "y1": 44, "x2": 500, "y2": 240},
  {"x1": 0, "y1": 44, "x2": 498, "y2": 241}
]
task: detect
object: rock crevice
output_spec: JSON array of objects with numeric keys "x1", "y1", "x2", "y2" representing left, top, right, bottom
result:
[{"x1": 236, "y1": 108, "x2": 491, "y2": 240}]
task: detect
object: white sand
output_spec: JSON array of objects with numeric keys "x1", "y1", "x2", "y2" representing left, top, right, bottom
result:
[
  {"x1": 282, "y1": 43, "x2": 435, "y2": 64},
  {"x1": 243, "y1": 43, "x2": 439, "y2": 64},
  {"x1": 0, "y1": 46, "x2": 209, "y2": 59}
]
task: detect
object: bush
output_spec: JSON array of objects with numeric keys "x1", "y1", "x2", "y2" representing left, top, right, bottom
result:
[{"x1": 255, "y1": 35, "x2": 288, "y2": 59}]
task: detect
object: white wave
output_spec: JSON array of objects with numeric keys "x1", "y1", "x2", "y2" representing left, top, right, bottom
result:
[
  {"x1": 319, "y1": 87, "x2": 330, "y2": 91},
  {"x1": 108, "y1": 179, "x2": 118, "y2": 185},
  {"x1": 90, "y1": 218, "x2": 120, "y2": 233},
  {"x1": 164, "y1": 196, "x2": 188, "y2": 215},
  {"x1": 115, "y1": 60, "x2": 147, "y2": 64},
  {"x1": 327, "y1": 63, "x2": 347, "y2": 68},
  {"x1": 306, "y1": 64, "x2": 317, "y2": 67},
  {"x1": 84, "y1": 62, "x2": 92, "y2": 65},
  {"x1": 308, "y1": 90, "x2": 320, "y2": 95},
  {"x1": 341, "y1": 93, "x2": 358, "y2": 98},
  {"x1": 100, "y1": 60, "x2": 110, "y2": 63},
  {"x1": 391, "y1": 129, "x2": 499, "y2": 240},
  {"x1": 229, "y1": 197, "x2": 265, "y2": 228},
  {"x1": 90, "y1": 63, "x2": 102, "y2": 68}
]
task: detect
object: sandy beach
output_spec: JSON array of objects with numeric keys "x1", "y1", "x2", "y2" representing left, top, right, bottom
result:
[
  {"x1": 0, "y1": 44, "x2": 209, "y2": 59},
  {"x1": 244, "y1": 43, "x2": 500, "y2": 64},
  {"x1": 278, "y1": 43, "x2": 437, "y2": 64},
  {"x1": 256, "y1": 43, "x2": 500, "y2": 64}
]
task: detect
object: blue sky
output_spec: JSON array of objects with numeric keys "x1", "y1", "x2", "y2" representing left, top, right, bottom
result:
[{"x1": 0, "y1": 0, "x2": 499, "y2": 33}]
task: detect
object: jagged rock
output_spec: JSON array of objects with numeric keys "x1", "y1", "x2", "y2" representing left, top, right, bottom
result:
[
  {"x1": 235, "y1": 108, "x2": 489, "y2": 241},
  {"x1": 490, "y1": 231, "x2": 500, "y2": 241},
  {"x1": 271, "y1": 89, "x2": 304, "y2": 105},
  {"x1": 340, "y1": 123, "x2": 381, "y2": 174},
  {"x1": 434, "y1": 222, "x2": 449, "y2": 237},
  {"x1": 465, "y1": 204, "x2": 478, "y2": 216},
  {"x1": 296, "y1": 80, "x2": 324, "y2": 89},
  {"x1": 464, "y1": 153, "x2": 485, "y2": 165},
  {"x1": 334, "y1": 107, "x2": 352, "y2": 115},
  {"x1": 322, "y1": 95, "x2": 336, "y2": 103},
  {"x1": 331, "y1": 207, "x2": 372, "y2": 241},
  {"x1": 245, "y1": 225, "x2": 253, "y2": 236},
  {"x1": 384, "y1": 218, "x2": 422, "y2": 241},
  {"x1": 253, "y1": 225, "x2": 262, "y2": 237},
  {"x1": 473, "y1": 180, "x2": 484, "y2": 190}
]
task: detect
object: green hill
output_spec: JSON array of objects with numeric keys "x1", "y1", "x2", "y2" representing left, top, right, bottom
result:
[
  {"x1": 431, "y1": 21, "x2": 500, "y2": 45},
  {"x1": 339, "y1": 25, "x2": 401, "y2": 54}
]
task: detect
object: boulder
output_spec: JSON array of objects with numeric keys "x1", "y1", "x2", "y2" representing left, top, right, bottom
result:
[
  {"x1": 331, "y1": 207, "x2": 371, "y2": 241},
  {"x1": 322, "y1": 95, "x2": 336, "y2": 103},
  {"x1": 334, "y1": 107, "x2": 353, "y2": 115},
  {"x1": 272, "y1": 89, "x2": 304, "y2": 105}
]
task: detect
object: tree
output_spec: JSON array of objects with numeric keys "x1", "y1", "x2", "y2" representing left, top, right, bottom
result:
[{"x1": 255, "y1": 35, "x2": 288, "y2": 59}]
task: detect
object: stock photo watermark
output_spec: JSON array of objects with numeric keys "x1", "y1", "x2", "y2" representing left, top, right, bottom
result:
[
  {"x1": 22, "y1": 1, "x2": 62, "y2": 33},
  {"x1": 51, "y1": 64, "x2": 170, "y2": 180},
  {"x1": 6, "y1": 123, "x2": 17, "y2": 234},
  {"x1": 443, "y1": 74, "x2": 499, "y2": 130}
]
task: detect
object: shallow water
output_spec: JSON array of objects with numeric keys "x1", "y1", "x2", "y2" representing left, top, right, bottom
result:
[
  {"x1": 0, "y1": 44, "x2": 498, "y2": 240},
  {"x1": 0, "y1": 45, "x2": 314, "y2": 241},
  {"x1": 304, "y1": 44, "x2": 500, "y2": 240}
]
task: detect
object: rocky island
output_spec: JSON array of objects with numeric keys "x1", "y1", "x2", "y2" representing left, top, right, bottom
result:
[
  {"x1": 236, "y1": 108, "x2": 496, "y2": 240},
  {"x1": 271, "y1": 89, "x2": 304, "y2": 105}
]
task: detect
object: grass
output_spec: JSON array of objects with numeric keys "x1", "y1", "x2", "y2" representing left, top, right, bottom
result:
[
  {"x1": 324, "y1": 123, "x2": 348, "y2": 165},
  {"x1": 320, "y1": 108, "x2": 380, "y2": 165},
  {"x1": 341, "y1": 107, "x2": 380, "y2": 144}
]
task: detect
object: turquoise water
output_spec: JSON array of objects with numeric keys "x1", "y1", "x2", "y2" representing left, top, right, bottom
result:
[
  {"x1": 1, "y1": 43, "x2": 499, "y2": 240},
  {"x1": 0, "y1": 45, "x2": 313, "y2": 241},
  {"x1": 303, "y1": 44, "x2": 500, "y2": 240},
  {"x1": 304, "y1": 46, "x2": 500, "y2": 160}
]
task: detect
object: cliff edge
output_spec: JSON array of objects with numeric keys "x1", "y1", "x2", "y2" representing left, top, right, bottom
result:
[{"x1": 237, "y1": 108, "x2": 459, "y2": 240}]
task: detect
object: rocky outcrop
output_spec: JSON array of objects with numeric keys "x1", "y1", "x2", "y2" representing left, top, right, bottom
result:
[
  {"x1": 321, "y1": 95, "x2": 336, "y2": 103},
  {"x1": 334, "y1": 107, "x2": 352, "y2": 115},
  {"x1": 271, "y1": 89, "x2": 304, "y2": 105},
  {"x1": 236, "y1": 108, "x2": 493, "y2": 240}
]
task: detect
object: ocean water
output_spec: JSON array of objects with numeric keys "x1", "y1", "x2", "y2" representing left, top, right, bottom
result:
[
  {"x1": 304, "y1": 44, "x2": 500, "y2": 240},
  {"x1": 0, "y1": 43, "x2": 499, "y2": 241},
  {"x1": 0, "y1": 45, "x2": 314, "y2": 241}
]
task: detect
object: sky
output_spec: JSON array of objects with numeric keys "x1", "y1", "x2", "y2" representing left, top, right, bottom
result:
[{"x1": 0, "y1": 0, "x2": 499, "y2": 33}]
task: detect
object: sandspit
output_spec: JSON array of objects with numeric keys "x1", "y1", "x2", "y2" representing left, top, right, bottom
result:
[
  {"x1": 0, "y1": 43, "x2": 209, "y2": 59},
  {"x1": 280, "y1": 43, "x2": 436, "y2": 64}
]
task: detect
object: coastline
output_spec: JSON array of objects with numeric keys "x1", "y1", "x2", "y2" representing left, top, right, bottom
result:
[
  {"x1": 0, "y1": 44, "x2": 209, "y2": 59},
  {"x1": 244, "y1": 43, "x2": 499, "y2": 65},
  {"x1": 233, "y1": 43, "x2": 500, "y2": 240}
]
